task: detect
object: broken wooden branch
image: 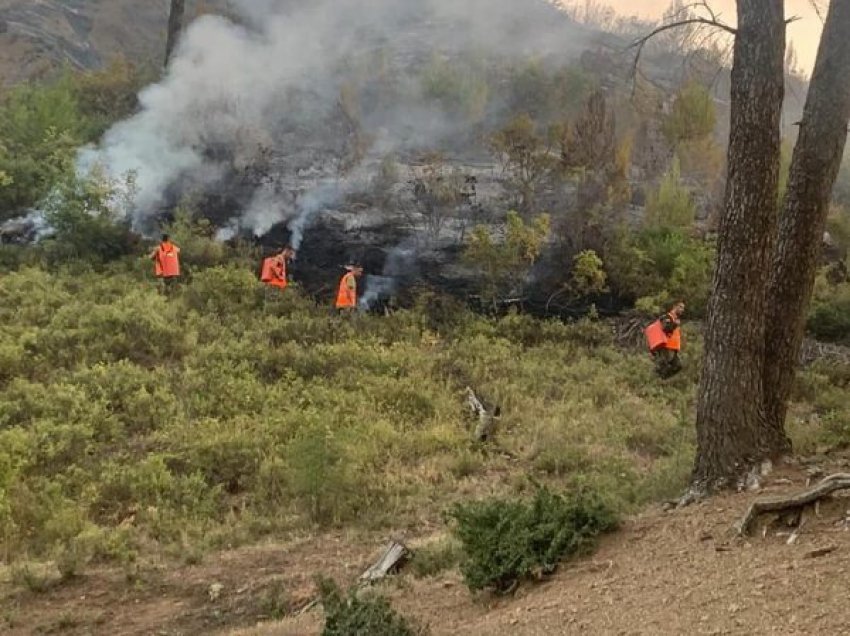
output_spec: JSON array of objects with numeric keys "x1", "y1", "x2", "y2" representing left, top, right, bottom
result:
[
  {"x1": 297, "y1": 540, "x2": 411, "y2": 617},
  {"x1": 359, "y1": 541, "x2": 410, "y2": 584},
  {"x1": 736, "y1": 473, "x2": 850, "y2": 536},
  {"x1": 465, "y1": 387, "x2": 500, "y2": 442},
  {"x1": 804, "y1": 545, "x2": 838, "y2": 559}
]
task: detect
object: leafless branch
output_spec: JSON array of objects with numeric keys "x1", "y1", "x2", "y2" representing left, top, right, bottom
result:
[
  {"x1": 628, "y1": 18, "x2": 737, "y2": 83},
  {"x1": 809, "y1": 0, "x2": 826, "y2": 24}
]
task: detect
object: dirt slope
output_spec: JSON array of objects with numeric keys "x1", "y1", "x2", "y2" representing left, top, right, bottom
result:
[{"x1": 3, "y1": 459, "x2": 849, "y2": 635}]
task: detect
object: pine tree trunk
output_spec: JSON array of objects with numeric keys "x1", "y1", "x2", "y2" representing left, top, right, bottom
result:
[
  {"x1": 762, "y1": 0, "x2": 850, "y2": 454},
  {"x1": 692, "y1": 0, "x2": 785, "y2": 491},
  {"x1": 165, "y1": 0, "x2": 186, "y2": 66}
]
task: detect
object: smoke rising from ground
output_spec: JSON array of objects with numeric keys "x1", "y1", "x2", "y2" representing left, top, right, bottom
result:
[{"x1": 79, "y1": 0, "x2": 592, "y2": 238}]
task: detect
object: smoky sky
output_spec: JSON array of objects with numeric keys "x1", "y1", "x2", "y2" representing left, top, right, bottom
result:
[{"x1": 78, "y1": 0, "x2": 595, "y2": 238}]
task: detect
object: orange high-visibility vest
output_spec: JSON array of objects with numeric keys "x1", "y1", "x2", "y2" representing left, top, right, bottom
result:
[
  {"x1": 154, "y1": 242, "x2": 180, "y2": 278},
  {"x1": 260, "y1": 256, "x2": 287, "y2": 289},
  {"x1": 335, "y1": 272, "x2": 357, "y2": 308},
  {"x1": 666, "y1": 313, "x2": 682, "y2": 351},
  {"x1": 645, "y1": 313, "x2": 681, "y2": 353},
  {"x1": 644, "y1": 320, "x2": 667, "y2": 352}
]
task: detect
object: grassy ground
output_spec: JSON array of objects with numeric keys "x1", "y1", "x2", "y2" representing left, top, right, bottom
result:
[{"x1": 0, "y1": 259, "x2": 847, "y2": 588}]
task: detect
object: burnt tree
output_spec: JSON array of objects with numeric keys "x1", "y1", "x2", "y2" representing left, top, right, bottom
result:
[
  {"x1": 762, "y1": 0, "x2": 850, "y2": 454},
  {"x1": 692, "y1": 0, "x2": 785, "y2": 491},
  {"x1": 165, "y1": 0, "x2": 186, "y2": 66}
]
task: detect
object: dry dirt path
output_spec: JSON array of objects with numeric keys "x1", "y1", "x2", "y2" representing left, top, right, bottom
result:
[{"x1": 4, "y1": 464, "x2": 850, "y2": 635}]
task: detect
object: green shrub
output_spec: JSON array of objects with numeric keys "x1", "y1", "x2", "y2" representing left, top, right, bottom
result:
[
  {"x1": 409, "y1": 538, "x2": 463, "y2": 578},
  {"x1": 285, "y1": 424, "x2": 360, "y2": 527},
  {"x1": 184, "y1": 265, "x2": 264, "y2": 316},
  {"x1": 808, "y1": 283, "x2": 850, "y2": 344},
  {"x1": 319, "y1": 578, "x2": 426, "y2": 636},
  {"x1": 448, "y1": 485, "x2": 618, "y2": 592}
]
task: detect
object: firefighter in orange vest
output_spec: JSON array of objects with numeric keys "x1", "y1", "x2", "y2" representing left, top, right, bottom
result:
[
  {"x1": 261, "y1": 246, "x2": 295, "y2": 290},
  {"x1": 335, "y1": 264, "x2": 363, "y2": 313},
  {"x1": 645, "y1": 300, "x2": 685, "y2": 378},
  {"x1": 149, "y1": 234, "x2": 181, "y2": 293}
]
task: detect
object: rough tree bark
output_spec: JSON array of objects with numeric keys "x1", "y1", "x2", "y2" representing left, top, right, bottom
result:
[
  {"x1": 692, "y1": 0, "x2": 785, "y2": 491},
  {"x1": 165, "y1": 0, "x2": 186, "y2": 66},
  {"x1": 762, "y1": 0, "x2": 850, "y2": 455}
]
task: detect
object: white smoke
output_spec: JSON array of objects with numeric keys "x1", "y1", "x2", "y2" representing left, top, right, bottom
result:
[
  {"x1": 359, "y1": 242, "x2": 418, "y2": 310},
  {"x1": 78, "y1": 0, "x2": 592, "y2": 234}
]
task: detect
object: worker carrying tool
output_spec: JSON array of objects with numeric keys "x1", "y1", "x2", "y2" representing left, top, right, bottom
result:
[
  {"x1": 150, "y1": 234, "x2": 181, "y2": 293},
  {"x1": 260, "y1": 246, "x2": 295, "y2": 290},
  {"x1": 644, "y1": 300, "x2": 685, "y2": 379},
  {"x1": 335, "y1": 264, "x2": 363, "y2": 312}
]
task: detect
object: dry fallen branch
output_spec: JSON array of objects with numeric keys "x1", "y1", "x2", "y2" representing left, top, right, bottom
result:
[
  {"x1": 360, "y1": 541, "x2": 410, "y2": 584},
  {"x1": 736, "y1": 474, "x2": 850, "y2": 536},
  {"x1": 296, "y1": 540, "x2": 411, "y2": 617}
]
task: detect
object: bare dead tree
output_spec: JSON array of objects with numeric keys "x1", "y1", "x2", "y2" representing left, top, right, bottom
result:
[{"x1": 165, "y1": 0, "x2": 186, "y2": 66}]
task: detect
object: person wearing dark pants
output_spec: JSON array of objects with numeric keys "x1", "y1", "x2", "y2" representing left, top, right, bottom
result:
[{"x1": 646, "y1": 301, "x2": 685, "y2": 379}]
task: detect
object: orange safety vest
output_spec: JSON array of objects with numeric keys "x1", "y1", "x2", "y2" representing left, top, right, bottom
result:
[
  {"x1": 335, "y1": 272, "x2": 357, "y2": 308},
  {"x1": 260, "y1": 256, "x2": 287, "y2": 289},
  {"x1": 154, "y1": 241, "x2": 181, "y2": 278},
  {"x1": 644, "y1": 312, "x2": 681, "y2": 352},
  {"x1": 666, "y1": 313, "x2": 682, "y2": 351}
]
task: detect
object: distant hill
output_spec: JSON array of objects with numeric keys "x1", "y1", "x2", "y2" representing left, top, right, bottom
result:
[{"x1": 0, "y1": 0, "x2": 227, "y2": 86}]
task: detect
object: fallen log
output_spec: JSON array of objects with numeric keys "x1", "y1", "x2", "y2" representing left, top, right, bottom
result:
[
  {"x1": 465, "y1": 387, "x2": 500, "y2": 442},
  {"x1": 297, "y1": 540, "x2": 411, "y2": 616},
  {"x1": 359, "y1": 541, "x2": 410, "y2": 584},
  {"x1": 736, "y1": 473, "x2": 850, "y2": 536}
]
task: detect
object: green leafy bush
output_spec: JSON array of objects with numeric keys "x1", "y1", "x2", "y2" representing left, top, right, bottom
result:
[
  {"x1": 448, "y1": 485, "x2": 618, "y2": 592},
  {"x1": 319, "y1": 578, "x2": 427, "y2": 636},
  {"x1": 808, "y1": 283, "x2": 850, "y2": 344}
]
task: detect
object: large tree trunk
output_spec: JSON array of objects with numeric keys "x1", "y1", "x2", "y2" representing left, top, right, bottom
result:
[
  {"x1": 762, "y1": 0, "x2": 850, "y2": 455},
  {"x1": 692, "y1": 0, "x2": 785, "y2": 491},
  {"x1": 165, "y1": 0, "x2": 186, "y2": 66}
]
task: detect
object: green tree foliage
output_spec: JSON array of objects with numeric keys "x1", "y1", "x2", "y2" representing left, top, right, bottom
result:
[
  {"x1": 570, "y1": 249, "x2": 608, "y2": 297},
  {"x1": 464, "y1": 211, "x2": 550, "y2": 308},
  {"x1": 605, "y1": 227, "x2": 714, "y2": 316},
  {"x1": 448, "y1": 485, "x2": 618, "y2": 592},
  {"x1": 507, "y1": 60, "x2": 593, "y2": 123},
  {"x1": 491, "y1": 114, "x2": 556, "y2": 212},
  {"x1": 72, "y1": 58, "x2": 151, "y2": 139},
  {"x1": 41, "y1": 169, "x2": 139, "y2": 266},
  {"x1": 560, "y1": 90, "x2": 616, "y2": 174},
  {"x1": 644, "y1": 158, "x2": 696, "y2": 230},
  {"x1": 0, "y1": 63, "x2": 151, "y2": 220},
  {"x1": 0, "y1": 77, "x2": 84, "y2": 218},
  {"x1": 662, "y1": 81, "x2": 716, "y2": 145}
]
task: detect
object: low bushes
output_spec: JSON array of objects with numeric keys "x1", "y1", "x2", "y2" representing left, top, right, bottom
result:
[
  {"x1": 448, "y1": 485, "x2": 619, "y2": 592},
  {"x1": 318, "y1": 578, "x2": 427, "y2": 636}
]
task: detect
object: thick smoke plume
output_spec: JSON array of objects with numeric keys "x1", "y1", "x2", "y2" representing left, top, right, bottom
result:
[{"x1": 79, "y1": 0, "x2": 592, "y2": 239}]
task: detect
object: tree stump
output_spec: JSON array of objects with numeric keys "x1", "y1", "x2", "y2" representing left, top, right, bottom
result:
[{"x1": 465, "y1": 387, "x2": 500, "y2": 442}]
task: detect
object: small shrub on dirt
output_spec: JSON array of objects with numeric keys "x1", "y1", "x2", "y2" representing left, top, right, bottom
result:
[
  {"x1": 11, "y1": 563, "x2": 57, "y2": 594},
  {"x1": 409, "y1": 538, "x2": 463, "y2": 578},
  {"x1": 318, "y1": 577, "x2": 427, "y2": 636},
  {"x1": 258, "y1": 579, "x2": 292, "y2": 620},
  {"x1": 448, "y1": 485, "x2": 618, "y2": 593}
]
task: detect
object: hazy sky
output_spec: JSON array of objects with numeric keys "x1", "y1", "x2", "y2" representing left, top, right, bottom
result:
[{"x1": 609, "y1": 1, "x2": 825, "y2": 74}]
